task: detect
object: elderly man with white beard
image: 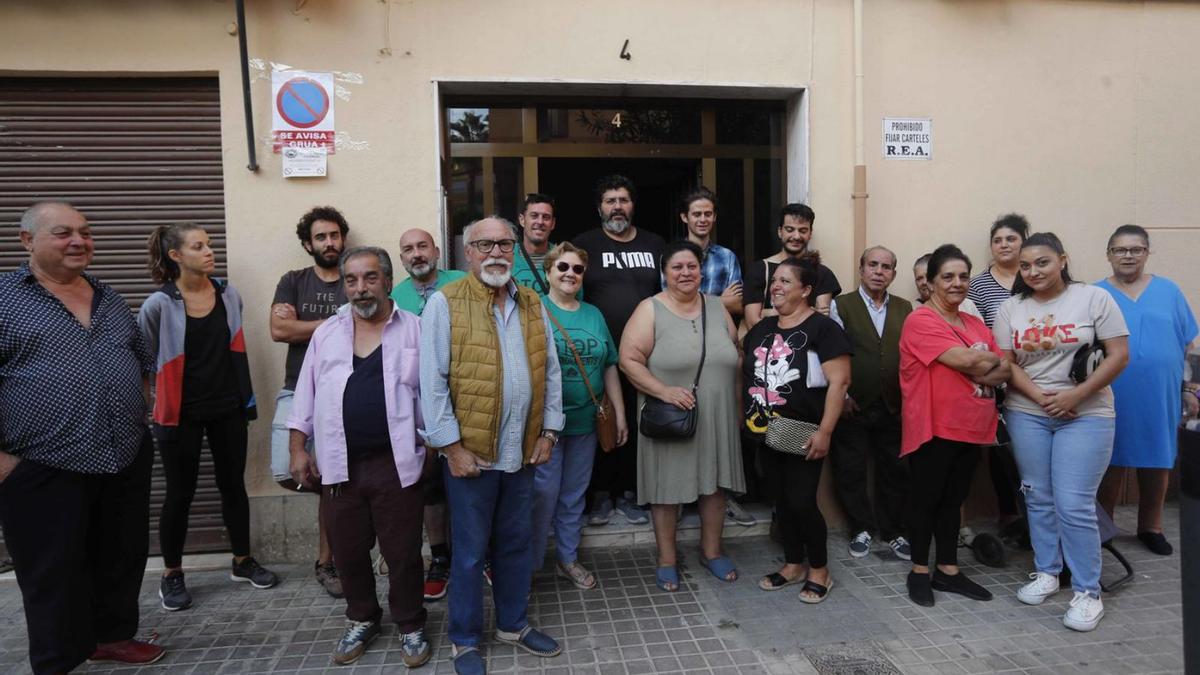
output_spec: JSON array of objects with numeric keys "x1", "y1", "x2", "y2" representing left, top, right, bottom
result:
[
  {"x1": 419, "y1": 216, "x2": 565, "y2": 675},
  {"x1": 287, "y1": 246, "x2": 432, "y2": 668}
]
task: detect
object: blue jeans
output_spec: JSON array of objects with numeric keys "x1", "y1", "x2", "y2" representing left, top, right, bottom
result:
[
  {"x1": 443, "y1": 460, "x2": 534, "y2": 647},
  {"x1": 531, "y1": 432, "x2": 596, "y2": 569},
  {"x1": 1005, "y1": 410, "x2": 1114, "y2": 596}
]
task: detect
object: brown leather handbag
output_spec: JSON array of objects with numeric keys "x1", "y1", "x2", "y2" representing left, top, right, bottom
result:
[{"x1": 546, "y1": 309, "x2": 621, "y2": 452}]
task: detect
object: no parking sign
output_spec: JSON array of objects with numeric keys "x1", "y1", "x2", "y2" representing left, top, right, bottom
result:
[{"x1": 272, "y1": 71, "x2": 336, "y2": 153}]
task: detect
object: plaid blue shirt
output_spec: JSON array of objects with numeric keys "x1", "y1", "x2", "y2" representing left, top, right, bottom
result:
[{"x1": 699, "y1": 243, "x2": 743, "y2": 295}]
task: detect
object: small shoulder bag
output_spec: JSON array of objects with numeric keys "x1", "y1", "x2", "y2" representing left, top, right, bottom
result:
[
  {"x1": 639, "y1": 298, "x2": 706, "y2": 439},
  {"x1": 545, "y1": 309, "x2": 620, "y2": 452}
]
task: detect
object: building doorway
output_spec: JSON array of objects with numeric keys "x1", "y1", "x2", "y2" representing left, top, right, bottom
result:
[{"x1": 442, "y1": 98, "x2": 788, "y2": 267}]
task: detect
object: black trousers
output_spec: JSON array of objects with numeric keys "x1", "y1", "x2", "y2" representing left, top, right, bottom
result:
[
  {"x1": 158, "y1": 412, "x2": 251, "y2": 568},
  {"x1": 588, "y1": 375, "x2": 638, "y2": 504},
  {"x1": 0, "y1": 437, "x2": 153, "y2": 675},
  {"x1": 757, "y1": 438, "x2": 828, "y2": 568},
  {"x1": 831, "y1": 401, "x2": 909, "y2": 542},
  {"x1": 906, "y1": 437, "x2": 980, "y2": 567}
]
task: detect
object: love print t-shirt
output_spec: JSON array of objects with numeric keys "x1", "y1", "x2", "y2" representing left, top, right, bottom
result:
[{"x1": 993, "y1": 283, "x2": 1129, "y2": 418}]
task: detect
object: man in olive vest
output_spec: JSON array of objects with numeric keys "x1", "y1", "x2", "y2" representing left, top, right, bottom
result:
[
  {"x1": 829, "y1": 246, "x2": 913, "y2": 561},
  {"x1": 418, "y1": 216, "x2": 564, "y2": 675}
]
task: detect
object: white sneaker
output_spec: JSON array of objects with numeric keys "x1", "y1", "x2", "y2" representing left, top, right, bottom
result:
[
  {"x1": 1016, "y1": 572, "x2": 1059, "y2": 605},
  {"x1": 1063, "y1": 592, "x2": 1104, "y2": 632}
]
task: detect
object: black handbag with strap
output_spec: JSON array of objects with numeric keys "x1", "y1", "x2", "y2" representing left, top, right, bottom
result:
[{"x1": 639, "y1": 297, "x2": 706, "y2": 439}]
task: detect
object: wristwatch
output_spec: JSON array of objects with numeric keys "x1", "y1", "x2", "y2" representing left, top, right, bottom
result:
[{"x1": 539, "y1": 429, "x2": 560, "y2": 444}]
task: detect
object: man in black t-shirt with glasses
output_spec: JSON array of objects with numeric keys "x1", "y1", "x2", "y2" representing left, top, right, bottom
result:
[
  {"x1": 573, "y1": 175, "x2": 665, "y2": 527},
  {"x1": 743, "y1": 203, "x2": 842, "y2": 330},
  {"x1": 269, "y1": 206, "x2": 349, "y2": 599}
]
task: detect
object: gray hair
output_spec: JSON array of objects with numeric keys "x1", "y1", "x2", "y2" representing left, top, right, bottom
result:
[
  {"x1": 462, "y1": 215, "x2": 518, "y2": 244},
  {"x1": 858, "y1": 245, "x2": 897, "y2": 269},
  {"x1": 339, "y1": 245, "x2": 393, "y2": 281},
  {"x1": 19, "y1": 201, "x2": 79, "y2": 235}
]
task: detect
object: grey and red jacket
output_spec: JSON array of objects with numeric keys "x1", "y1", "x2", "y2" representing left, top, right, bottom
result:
[{"x1": 137, "y1": 279, "x2": 257, "y2": 437}]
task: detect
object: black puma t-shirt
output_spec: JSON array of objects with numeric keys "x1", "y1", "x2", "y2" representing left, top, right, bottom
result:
[{"x1": 572, "y1": 227, "x2": 666, "y2": 344}]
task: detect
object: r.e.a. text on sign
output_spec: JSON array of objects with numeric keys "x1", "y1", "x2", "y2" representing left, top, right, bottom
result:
[{"x1": 882, "y1": 117, "x2": 932, "y2": 160}]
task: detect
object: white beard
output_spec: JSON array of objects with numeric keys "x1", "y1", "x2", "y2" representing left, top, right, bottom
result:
[
  {"x1": 351, "y1": 299, "x2": 379, "y2": 319},
  {"x1": 406, "y1": 261, "x2": 433, "y2": 278},
  {"x1": 479, "y1": 258, "x2": 512, "y2": 288}
]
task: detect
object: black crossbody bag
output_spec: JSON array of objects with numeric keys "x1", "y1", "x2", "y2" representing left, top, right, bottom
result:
[{"x1": 639, "y1": 298, "x2": 706, "y2": 439}]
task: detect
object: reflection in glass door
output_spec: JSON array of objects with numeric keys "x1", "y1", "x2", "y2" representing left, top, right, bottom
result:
[{"x1": 445, "y1": 101, "x2": 785, "y2": 266}]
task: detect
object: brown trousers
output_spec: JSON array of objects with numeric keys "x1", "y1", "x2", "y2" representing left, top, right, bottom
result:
[{"x1": 325, "y1": 450, "x2": 426, "y2": 632}]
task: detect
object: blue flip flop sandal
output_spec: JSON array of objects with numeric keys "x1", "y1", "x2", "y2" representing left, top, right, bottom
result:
[
  {"x1": 699, "y1": 554, "x2": 738, "y2": 582},
  {"x1": 655, "y1": 565, "x2": 679, "y2": 592}
]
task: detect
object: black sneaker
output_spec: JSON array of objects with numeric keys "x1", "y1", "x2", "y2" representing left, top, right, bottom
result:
[
  {"x1": 231, "y1": 556, "x2": 279, "y2": 589},
  {"x1": 424, "y1": 556, "x2": 450, "y2": 601},
  {"x1": 159, "y1": 571, "x2": 192, "y2": 611},
  {"x1": 906, "y1": 571, "x2": 934, "y2": 607},
  {"x1": 931, "y1": 569, "x2": 992, "y2": 601}
]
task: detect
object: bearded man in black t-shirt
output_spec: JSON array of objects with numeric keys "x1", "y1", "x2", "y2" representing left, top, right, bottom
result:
[
  {"x1": 573, "y1": 175, "x2": 665, "y2": 528},
  {"x1": 268, "y1": 206, "x2": 349, "y2": 599}
]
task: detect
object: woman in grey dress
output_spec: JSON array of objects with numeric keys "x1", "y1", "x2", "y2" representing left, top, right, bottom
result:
[{"x1": 619, "y1": 240, "x2": 744, "y2": 592}]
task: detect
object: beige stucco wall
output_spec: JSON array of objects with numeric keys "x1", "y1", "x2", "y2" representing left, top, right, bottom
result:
[
  {"x1": 2, "y1": 0, "x2": 1197, "y2": 532},
  {"x1": 864, "y1": 0, "x2": 1200, "y2": 308}
]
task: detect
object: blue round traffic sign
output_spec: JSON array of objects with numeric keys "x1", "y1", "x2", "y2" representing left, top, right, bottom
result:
[{"x1": 276, "y1": 77, "x2": 330, "y2": 129}]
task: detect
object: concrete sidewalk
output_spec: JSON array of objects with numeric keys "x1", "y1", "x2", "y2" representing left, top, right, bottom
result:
[{"x1": 0, "y1": 504, "x2": 1184, "y2": 674}]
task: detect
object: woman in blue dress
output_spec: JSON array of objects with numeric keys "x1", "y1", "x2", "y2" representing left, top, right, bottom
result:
[{"x1": 1096, "y1": 225, "x2": 1199, "y2": 555}]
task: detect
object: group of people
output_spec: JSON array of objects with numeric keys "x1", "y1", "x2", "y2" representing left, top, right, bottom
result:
[{"x1": 0, "y1": 179, "x2": 1195, "y2": 674}]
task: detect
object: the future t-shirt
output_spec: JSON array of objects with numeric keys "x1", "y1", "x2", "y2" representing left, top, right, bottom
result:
[
  {"x1": 571, "y1": 227, "x2": 666, "y2": 344},
  {"x1": 544, "y1": 298, "x2": 619, "y2": 435},
  {"x1": 743, "y1": 257, "x2": 842, "y2": 312},
  {"x1": 993, "y1": 283, "x2": 1129, "y2": 418},
  {"x1": 273, "y1": 267, "x2": 346, "y2": 390},
  {"x1": 742, "y1": 313, "x2": 852, "y2": 435}
]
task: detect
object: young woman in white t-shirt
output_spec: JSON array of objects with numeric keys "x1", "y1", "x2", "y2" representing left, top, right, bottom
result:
[{"x1": 993, "y1": 232, "x2": 1129, "y2": 632}]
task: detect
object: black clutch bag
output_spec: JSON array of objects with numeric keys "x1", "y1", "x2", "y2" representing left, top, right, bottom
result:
[{"x1": 639, "y1": 298, "x2": 707, "y2": 440}]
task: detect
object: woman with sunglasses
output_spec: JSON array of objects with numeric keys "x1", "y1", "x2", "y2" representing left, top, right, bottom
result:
[
  {"x1": 1096, "y1": 225, "x2": 1198, "y2": 556},
  {"x1": 530, "y1": 243, "x2": 628, "y2": 590}
]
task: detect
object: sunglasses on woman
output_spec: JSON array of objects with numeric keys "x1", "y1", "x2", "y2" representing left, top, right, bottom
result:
[{"x1": 555, "y1": 262, "x2": 586, "y2": 275}]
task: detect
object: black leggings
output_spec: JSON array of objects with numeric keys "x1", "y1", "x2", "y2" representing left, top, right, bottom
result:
[
  {"x1": 158, "y1": 412, "x2": 251, "y2": 568},
  {"x1": 906, "y1": 437, "x2": 980, "y2": 567},
  {"x1": 757, "y1": 438, "x2": 828, "y2": 568}
]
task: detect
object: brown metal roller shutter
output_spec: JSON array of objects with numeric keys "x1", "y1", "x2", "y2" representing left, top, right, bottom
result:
[{"x1": 0, "y1": 76, "x2": 231, "y2": 556}]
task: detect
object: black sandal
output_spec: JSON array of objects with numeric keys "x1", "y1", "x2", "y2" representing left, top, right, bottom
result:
[
  {"x1": 758, "y1": 571, "x2": 805, "y2": 591},
  {"x1": 798, "y1": 577, "x2": 834, "y2": 604}
]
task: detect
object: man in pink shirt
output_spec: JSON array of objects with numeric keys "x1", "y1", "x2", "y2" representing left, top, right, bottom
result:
[{"x1": 287, "y1": 246, "x2": 431, "y2": 668}]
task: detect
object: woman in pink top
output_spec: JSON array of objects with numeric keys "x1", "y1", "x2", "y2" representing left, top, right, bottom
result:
[{"x1": 899, "y1": 244, "x2": 1011, "y2": 608}]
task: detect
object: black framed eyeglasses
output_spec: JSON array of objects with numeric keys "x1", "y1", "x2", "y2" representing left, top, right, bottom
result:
[
  {"x1": 467, "y1": 238, "x2": 516, "y2": 254},
  {"x1": 555, "y1": 261, "x2": 586, "y2": 275},
  {"x1": 1107, "y1": 246, "x2": 1148, "y2": 257}
]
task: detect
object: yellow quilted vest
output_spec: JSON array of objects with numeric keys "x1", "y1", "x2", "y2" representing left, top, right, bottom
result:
[{"x1": 442, "y1": 273, "x2": 547, "y2": 464}]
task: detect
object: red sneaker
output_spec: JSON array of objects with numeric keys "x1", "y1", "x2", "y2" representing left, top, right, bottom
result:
[
  {"x1": 88, "y1": 639, "x2": 165, "y2": 665},
  {"x1": 423, "y1": 556, "x2": 449, "y2": 601}
]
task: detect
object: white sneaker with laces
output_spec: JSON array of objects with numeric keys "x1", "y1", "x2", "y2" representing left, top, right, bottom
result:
[
  {"x1": 1016, "y1": 572, "x2": 1059, "y2": 605},
  {"x1": 1063, "y1": 591, "x2": 1104, "y2": 632}
]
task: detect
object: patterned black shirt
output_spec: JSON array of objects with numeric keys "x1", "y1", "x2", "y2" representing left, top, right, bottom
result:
[{"x1": 0, "y1": 263, "x2": 153, "y2": 473}]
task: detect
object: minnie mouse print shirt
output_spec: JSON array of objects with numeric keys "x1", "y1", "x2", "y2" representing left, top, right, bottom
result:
[{"x1": 742, "y1": 313, "x2": 852, "y2": 435}]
